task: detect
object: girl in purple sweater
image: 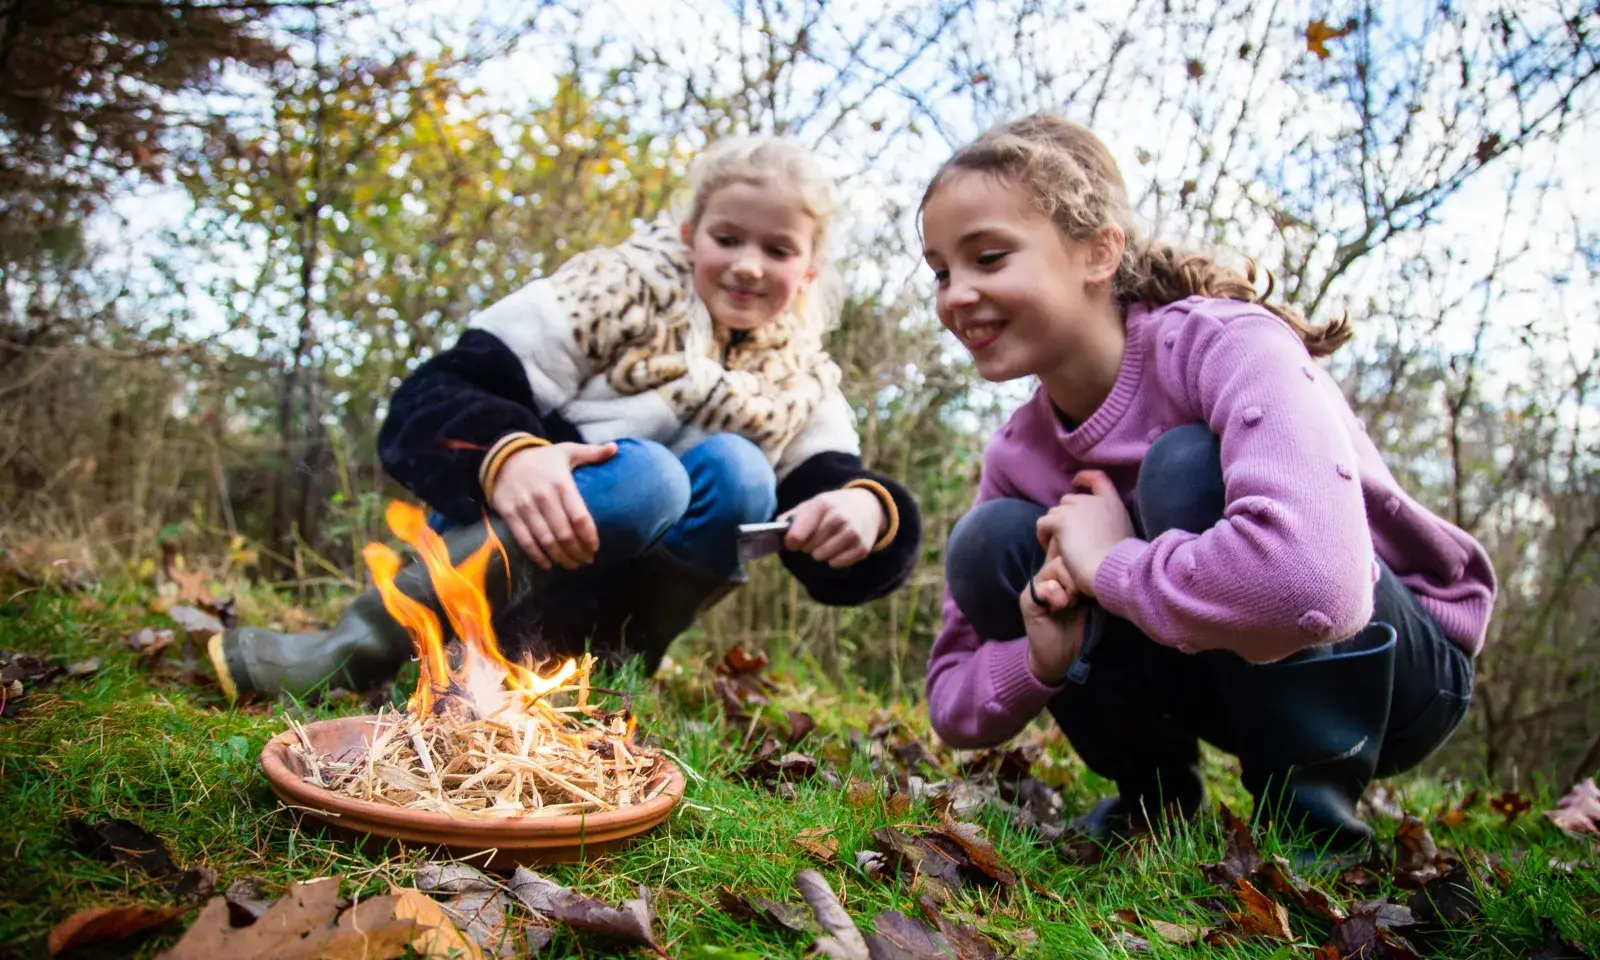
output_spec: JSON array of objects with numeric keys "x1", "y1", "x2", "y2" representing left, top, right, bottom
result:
[{"x1": 920, "y1": 115, "x2": 1496, "y2": 850}]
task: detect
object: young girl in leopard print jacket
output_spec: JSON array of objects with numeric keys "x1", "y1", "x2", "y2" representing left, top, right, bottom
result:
[{"x1": 209, "y1": 136, "x2": 921, "y2": 703}]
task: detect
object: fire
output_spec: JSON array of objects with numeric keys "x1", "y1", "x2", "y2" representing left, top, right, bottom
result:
[{"x1": 366, "y1": 501, "x2": 582, "y2": 718}]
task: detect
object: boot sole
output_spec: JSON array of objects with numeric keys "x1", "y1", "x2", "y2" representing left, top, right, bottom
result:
[{"x1": 207, "y1": 632, "x2": 240, "y2": 705}]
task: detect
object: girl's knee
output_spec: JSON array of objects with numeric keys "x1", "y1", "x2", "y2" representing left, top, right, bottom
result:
[
  {"x1": 592, "y1": 439, "x2": 692, "y2": 556},
  {"x1": 688, "y1": 434, "x2": 778, "y2": 527},
  {"x1": 1136, "y1": 424, "x2": 1225, "y2": 537},
  {"x1": 947, "y1": 498, "x2": 1046, "y2": 636}
]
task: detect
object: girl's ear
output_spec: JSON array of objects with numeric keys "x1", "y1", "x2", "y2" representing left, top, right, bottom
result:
[
  {"x1": 679, "y1": 219, "x2": 695, "y2": 252},
  {"x1": 1085, "y1": 225, "x2": 1125, "y2": 285}
]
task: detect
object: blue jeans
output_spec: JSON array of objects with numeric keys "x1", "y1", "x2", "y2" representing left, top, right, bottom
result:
[
  {"x1": 944, "y1": 424, "x2": 1473, "y2": 781},
  {"x1": 432, "y1": 433, "x2": 777, "y2": 581}
]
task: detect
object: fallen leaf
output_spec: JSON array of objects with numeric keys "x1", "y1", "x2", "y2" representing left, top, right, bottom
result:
[
  {"x1": 914, "y1": 896, "x2": 1000, "y2": 960},
  {"x1": 67, "y1": 818, "x2": 176, "y2": 877},
  {"x1": 738, "y1": 751, "x2": 818, "y2": 787},
  {"x1": 1055, "y1": 830, "x2": 1106, "y2": 867},
  {"x1": 1545, "y1": 778, "x2": 1600, "y2": 838},
  {"x1": 167, "y1": 604, "x2": 225, "y2": 641},
  {"x1": 172, "y1": 866, "x2": 217, "y2": 904},
  {"x1": 796, "y1": 826, "x2": 839, "y2": 863},
  {"x1": 509, "y1": 868, "x2": 660, "y2": 954},
  {"x1": 127, "y1": 628, "x2": 177, "y2": 660},
  {"x1": 869, "y1": 827, "x2": 964, "y2": 904},
  {"x1": 48, "y1": 904, "x2": 183, "y2": 955},
  {"x1": 1305, "y1": 17, "x2": 1356, "y2": 59},
  {"x1": 0, "y1": 651, "x2": 61, "y2": 686},
  {"x1": 1112, "y1": 908, "x2": 1209, "y2": 945},
  {"x1": 414, "y1": 862, "x2": 511, "y2": 958},
  {"x1": 1351, "y1": 899, "x2": 1417, "y2": 931},
  {"x1": 1439, "y1": 789, "x2": 1478, "y2": 828},
  {"x1": 66, "y1": 657, "x2": 101, "y2": 678},
  {"x1": 865, "y1": 910, "x2": 957, "y2": 959},
  {"x1": 719, "y1": 646, "x2": 768, "y2": 675},
  {"x1": 885, "y1": 792, "x2": 914, "y2": 818},
  {"x1": 926, "y1": 818, "x2": 1017, "y2": 886},
  {"x1": 716, "y1": 886, "x2": 816, "y2": 934},
  {"x1": 1527, "y1": 917, "x2": 1595, "y2": 960},
  {"x1": 785, "y1": 710, "x2": 817, "y2": 743},
  {"x1": 1361, "y1": 785, "x2": 1408, "y2": 823},
  {"x1": 1407, "y1": 867, "x2": 1480, "y2": 926},
  {"x1": 223, "y1": 878, "x2": 274, "y2": 926},
  {"x1": 1111, "y1": 929, "x2": 1152, "y2": 952},
  {"x1": 1393, "y1": 816, "x2": 1441, "y2": 885},
  {"x1": 846, "y1": 780, "x2": 876, "y2": 807},
  {"x1": 1324, "y1": 906, "x2": 1422, "y2": 960},
  {"x1": 1255, "y1": 855, "x2": 1346, "y2": 920},
  {"x1": 391, "y1": 885, "x2": 485, "y2": 960},
  {"x1": 158, "y1": 878, "x2": 416, "y2": 960},
  {"x1": 795, "y1": 870, "x2": 869, "y2": 960},
  {"x1": 1228, "y1": 878, "x2": 1293, "y2": 940},
  {"x1": 1486, "y1": 790, "x2": 1532, "y2": 825},
  {"x1": 1202, "y1": 804, "x2": 1263, "y2": 887}
]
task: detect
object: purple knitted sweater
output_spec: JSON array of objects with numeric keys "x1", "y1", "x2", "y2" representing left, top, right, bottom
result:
[{"x1": 926, "y1": 297, "x2": 1496, "y2": 749}]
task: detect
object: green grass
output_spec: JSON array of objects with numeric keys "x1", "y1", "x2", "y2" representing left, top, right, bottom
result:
[{"x1": 1, "y1": 582, "x2": 1596, "y2": 959}]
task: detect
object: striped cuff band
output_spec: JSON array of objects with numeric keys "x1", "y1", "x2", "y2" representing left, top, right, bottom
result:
[
  {"x1": 844, "y1": 478, "x2": 899, "y2": 553},
  {"x1": 479, "y1": 432, "x2": 551, "y2": 500}
]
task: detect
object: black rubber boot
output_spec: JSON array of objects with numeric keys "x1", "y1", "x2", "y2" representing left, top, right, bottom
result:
[
  {"x1": 1067, "y1": 757, "x2": 1207, "y2": 841},
  {"x1": 1222, "y1": 623, "x2": 1397, "y2": 852},
  {"x1": 208, "y1": 516, "x2": 544, "y2": 703},
  {"x1": 582, "y1": 546, "x2": 744, "y2": 677}
]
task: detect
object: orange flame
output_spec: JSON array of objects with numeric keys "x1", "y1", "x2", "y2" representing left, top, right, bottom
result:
[{"x1": 367, "y1": 501, "x2": 581, "y2": 717}]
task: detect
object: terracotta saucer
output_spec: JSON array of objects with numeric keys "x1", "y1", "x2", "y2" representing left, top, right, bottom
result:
[{"x1": 259, "y1": 714, "x2": 684, "y2": 869}]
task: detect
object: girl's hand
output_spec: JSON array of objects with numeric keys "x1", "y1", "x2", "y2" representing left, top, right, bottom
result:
[
  {"x1": 489, "y1": 442, "x2": 617, "y2": 570},
  {"x1": 782, "y1": 488, "x2": 884, "y2": 568},
  {"x1": 1021, "y1": 554, "x2": 1086, "y2": 683},
  {"x1": 1035, "y1": 469, "x2": 1137, "y2": 598}
]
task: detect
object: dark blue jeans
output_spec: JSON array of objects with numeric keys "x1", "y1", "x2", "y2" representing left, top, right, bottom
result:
[{"x1": 945, "y1": 424, "x2": 1474, "y2": 784}]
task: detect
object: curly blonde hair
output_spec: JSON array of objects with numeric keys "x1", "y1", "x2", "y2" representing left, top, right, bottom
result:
[{"x1": 921, "y1": 114, "x2": 1350, "y2": 357}]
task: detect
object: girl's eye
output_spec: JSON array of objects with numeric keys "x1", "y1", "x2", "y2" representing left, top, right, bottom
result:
[
  {"x1": 714, "y1": 234, "x2": 739, "y2": 247},
  {"x1": 931, "y1": 267, "x2": 949, "y2": 286},
  {"x1": 976, "y1": 250, "x2": 1009, "y2": 267},
  {"x1": 767, "y1": 246, "x2": 794, "y2": 259}
]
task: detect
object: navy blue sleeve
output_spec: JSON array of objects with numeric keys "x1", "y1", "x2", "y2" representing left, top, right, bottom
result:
[
  {"x1": 377, "y1": 329, "x2": 581, "y2": 526},
  {"x1": 775, "y1": 451, "x2": 923, "y2": 606}
]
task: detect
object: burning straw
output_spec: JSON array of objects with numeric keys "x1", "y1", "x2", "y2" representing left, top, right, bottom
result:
[{"x1": 287, "y1": 502, "x2": 667, "y2": 819}]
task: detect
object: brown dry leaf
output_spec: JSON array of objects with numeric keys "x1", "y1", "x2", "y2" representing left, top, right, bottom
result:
[
  {"x1": 128, "y1": 627, "x2": 177, "y2": 660},
  {"x1": 845, "y1": 779, "x2": 877, "y2": 808},
  {"x1": 67, "y1": 817, "x2": 176, "y2": 877},
  {"x1": 414, "y1": 862, "x2": 511, "y2": 958},
  {"x1": 508, "y1": 868, "x2": 661, "y2": 955},
  {"x1": 1487, "y1": 790, "x2": 1533, "y2": 825},
  {"x1": 1202, "y1": 803, "x2": 1262, "y2": 887},
  {"x1": 1111, "y1": 908, "x2": 1209, "y2": 946},
  {"x1": 157, "y1": 878, "x2": 416, "y2": 960},
  {"x1": 795, "y1": 869, "x2": 869, "y2": 960},
  {"x1": 796, "y1": 826, "x2": 840, "y2": 863},
  {"x1": 167, "y1": 564, "x2": 216, "y2": 608},
  {"x1": 1228, "y1": 878, "x2": 1293, "y2": 940},
  {"x1": 1407, "y1": 866, "x2": 1481, "y2": 926},
  {"x1": 1255, "y1": 855, "x2": 1346, "y2": 920},
  {"x1": 1361, "y1": 785, "x2": 1408, "y2": 823},
  {"x1": 172, "y1": 867, "x2": 217, "y2": 904},
  {"x1": 1545, "y1": 778, "x2": 1600, "y2": 838},
  {"x1": 1111, "y1": 929, "x2": 1152, "y2": 952},
  {"x1": 720, "y1": 645, "x2": 769, "y2": 675},
  {"x1": 48, "y1": 904, "x2": 183, "y2": 955},
  {"x1": 865, "y1": 910, "x2": 959, "y2": 959},
  {"x1": 1439, "y1": 789, "x2": 1479, "y2": 828},
  {"x1": 785, "y1": 710, "x2": 817, "y2": 743},
  {"x1": 1305, "y1": 17, "x2": 1356, "y2": 58},
  {"x1": 913, "y1": 896, "x2": 1000, "y2": 960},
  {"x1": 716, "y1": 886, "x2": 816, "y2": 935},
  {"x1": 66, "y1": 657, "x2": 101, "y2": 678},
  {"x1": 885, "y1": 792, "x2": 914, "y2": 818},
  {"x1": 1323, "y1": 902, "x2": 1422, "y2": 960},
  {"x1": 1394, "y1": 816, "x2": 1441, "y2": 886},
  {"x1": 870, "y1": 827, "x2": 965, "y2": 905},
  {"x1": 738, "y1": 750, "x2": 818, "y2": 787},
  {"x1": 391, "y1": 886, "x2": 485, "y2": 960},
  {"x1": 925, "y1": 818, "x2": 1017, "y2": 887}
]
